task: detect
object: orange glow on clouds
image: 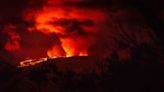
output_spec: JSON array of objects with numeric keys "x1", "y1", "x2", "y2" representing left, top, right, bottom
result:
[
  {"x1": 35, "y1": 7, "x2": 106, "y2": 34},
  {"x1": 33, "y1": 6, "x2": 107, "y2": 58},
  {"x1": 18, "y1": 0, "x2": 108, "y2": 67}
]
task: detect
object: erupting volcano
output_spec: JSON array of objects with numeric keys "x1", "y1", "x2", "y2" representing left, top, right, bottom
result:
[
  {"x1": 1, "y1": 0, "x2": 158, "y2": 67},
  {"x1": 0, "y1": 0, "x2": 164, "y2": 92},
  {"x1": 16, "y1": 0, "x2": 109, "y2": 67},
  {"x1": 28, "y1": 5, "x2": 107, "y2": 58}
]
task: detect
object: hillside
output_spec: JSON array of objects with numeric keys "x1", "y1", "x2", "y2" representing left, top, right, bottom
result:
[{"x1": 0, "y1": 56, "x2": 164, "y2": 92}]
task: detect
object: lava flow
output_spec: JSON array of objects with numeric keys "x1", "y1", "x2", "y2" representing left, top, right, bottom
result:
[{"x1": 18, "y1": 58, "x2": 48, "y2": 67}]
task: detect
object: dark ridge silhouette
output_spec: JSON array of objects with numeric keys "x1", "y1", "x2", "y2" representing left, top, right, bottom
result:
[{"x1": 0, "y1": 54, "x2": 163, "y2": 92}]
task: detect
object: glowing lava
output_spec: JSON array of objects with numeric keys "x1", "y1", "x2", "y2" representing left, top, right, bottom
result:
[{"x1": 18, "y1": 58, "x2": 48, "y2": 67}]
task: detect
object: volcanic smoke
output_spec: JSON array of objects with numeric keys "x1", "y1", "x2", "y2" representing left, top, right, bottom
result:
[
  {"x1": 16, "y1": 0, "x2": 109, "y2": 67},
  {"x1": 1, "y1": 0, "x2": 155, "y2": 67},
  {"x1": 21, "y1": 0, "x2": 109, "y2": 60}
]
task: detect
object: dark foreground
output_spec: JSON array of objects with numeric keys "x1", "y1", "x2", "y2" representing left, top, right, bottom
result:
[{"x1": 0, "y1": 56, "x2": 164, "y2": 92}]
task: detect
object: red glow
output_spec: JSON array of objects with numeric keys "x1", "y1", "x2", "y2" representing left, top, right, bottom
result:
[
  {"x1": 4, "y1": 25, "x2": 21, "y2": 51},
  {"x1": 19, "y1": 0, "x2": 108, "y2": 67},
  {"x1": 32, "y1": 6, "x2": 107, "y2": 58},
  {"x1": 5, "y1": 40, "x2": 20, "y2": 51}
]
